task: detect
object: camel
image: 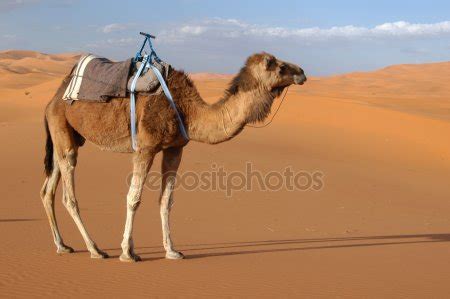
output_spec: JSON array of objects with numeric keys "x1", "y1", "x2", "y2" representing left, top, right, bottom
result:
[{"x1": 40, "y1": 52, "x2": 307, "y2": 262}]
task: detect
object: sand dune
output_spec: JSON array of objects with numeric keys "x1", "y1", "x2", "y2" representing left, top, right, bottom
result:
[
  {"x1": 0, "y1": 50, "x2": 80, "y2": 89},
  {"x1": 1, "y1": 50, "x2": 449, "y2": 297},
  {"x1": 302, "y1": 61, "x2": 450, "y2": 120}
]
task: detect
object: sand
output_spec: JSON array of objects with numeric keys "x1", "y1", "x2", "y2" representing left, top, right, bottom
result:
[{"x1": 0, "y1": 50, "x2": 449, "y2": 298}]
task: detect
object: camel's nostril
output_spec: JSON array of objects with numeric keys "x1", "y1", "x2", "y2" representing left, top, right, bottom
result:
[{"x1": 294, "y1": 74, "x2": 307, "y2": 85}]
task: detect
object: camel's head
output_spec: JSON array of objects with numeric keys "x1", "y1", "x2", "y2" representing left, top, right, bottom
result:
[{"x1": 246, "y1": 52, "x2": 307, "y2": 94}]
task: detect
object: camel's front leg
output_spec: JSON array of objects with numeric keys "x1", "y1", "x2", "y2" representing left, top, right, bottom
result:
[
  {"x1": 120, "y1": 150, "x2": 155, "y2": 262},
  {"x1": 160, "y1": 147, "x2": 184, "y2": 259}
]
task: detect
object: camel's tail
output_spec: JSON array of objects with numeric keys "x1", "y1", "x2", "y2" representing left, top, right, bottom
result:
[{"x1": 44, "y1": 117, "x2": 53, "y2": 177}]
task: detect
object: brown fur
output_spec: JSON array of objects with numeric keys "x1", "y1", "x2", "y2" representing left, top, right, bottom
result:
[
  {"x1": 45, "y1": 52, "x2": 305, "y2": 152},
  {"x1": 40, "y1": 52, "x2": 307, "y2": 260}
]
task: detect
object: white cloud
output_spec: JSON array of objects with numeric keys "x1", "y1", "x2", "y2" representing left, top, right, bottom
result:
[
  {"x1": 85, "y1": 37, "x2": 138, "y2": 49},
  {"x1": 179, "y1": 25, "x2": 206, "y2": 35},
  {"x1": 105, "y1": 37, "x2": 136, "y2": 46},
  {"x1": 372, "y1": 21, "x2": 450, "y2": 36},
  {"x1": 99, "y1": 23, "x2": 130, "y2": 34},
  {"x1": 158, "y1": 18, "x2": 450, "y2": 43},
  {"x1": 76, "y1": 18, "x2": 450, "y2": 75}
]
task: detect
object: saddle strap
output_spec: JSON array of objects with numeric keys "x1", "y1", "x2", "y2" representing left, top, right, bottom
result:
[
  {"x1": 129, "y1": 55, "x2": 150, "y2": 151},
  {"x1": 129, "y1": 56, "x2": 189, "y2": 151},
  {"x1": 149, "y1": 65, "x2": 190, "y2": 141}
]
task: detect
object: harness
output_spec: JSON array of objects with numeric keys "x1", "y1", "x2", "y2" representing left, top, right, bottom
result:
[{"x1": 130, "y1": 32, "x2": 189, "y2": 151}]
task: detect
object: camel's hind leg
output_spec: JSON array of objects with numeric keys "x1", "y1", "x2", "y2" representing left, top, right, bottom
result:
[
  {"x1": 49, "y1": 118, "x2": 108, "y2": 259},
  {"x1": 57, "y1": 148, "x2": 108, "y2": 259},
  {"x1": 40, "y1": 154, "x2": 73, "y2": 254}
]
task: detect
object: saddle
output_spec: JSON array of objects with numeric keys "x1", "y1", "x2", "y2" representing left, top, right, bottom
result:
[
  {"x1": 63, "y1": 54, "x2": 170, "y2": 102},
  {"x1": 63, "y1": 32, "x2": 189, "y2": 151}
]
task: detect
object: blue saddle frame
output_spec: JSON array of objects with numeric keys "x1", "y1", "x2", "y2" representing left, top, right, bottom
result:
[{"x1": 129, "y1": 32, "x2": 189, "y2": 151}]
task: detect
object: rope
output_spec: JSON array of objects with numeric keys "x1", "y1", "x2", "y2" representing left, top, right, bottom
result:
[{"x1": 246, "y1": 86, "x2": 290, "y2": 128}]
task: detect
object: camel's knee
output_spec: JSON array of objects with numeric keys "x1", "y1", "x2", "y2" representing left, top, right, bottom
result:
[
  {"x1": 64, "y1": 148, "x2": 77, "y2": 165},
  {"x1": 127, "y1": 194, "x2": 141, "y2": 211},
  {"x1": 41, "y1": 196, "x2": 54, "y2": 211},
  {"x1": 126, "y1": 181, "x2": 144, "y2": 211},
  {"x1": 160, "y1": 194, "x2": 173, "y2": 209},
  {"x1": 58, "y1": 148, "x2": 78, "y2": 170},
  {"x1": 62, "y1": 194, "x2": 79, "y2": 213},
  {"x1": 40, "y1": 167, "x2": 60, "y2": 202},
  {"x1": 160, "y1": 180, "x2": 175, "y2": 209},
  {"x1": 41, "y1": 191, "x2": 55, "y2": 207},
  {"x1": 40, "y1": 178, "x2": 50, "y2": 201}
]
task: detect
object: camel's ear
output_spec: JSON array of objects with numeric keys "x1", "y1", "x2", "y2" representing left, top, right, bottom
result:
[{"x1": 263, "y1": 55, "x2": 277, "y2": 71}]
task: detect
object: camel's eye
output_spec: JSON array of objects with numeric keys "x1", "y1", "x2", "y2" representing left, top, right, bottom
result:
[{"x1": 279, "y1": 64, "x2": 288, "y2": 75}]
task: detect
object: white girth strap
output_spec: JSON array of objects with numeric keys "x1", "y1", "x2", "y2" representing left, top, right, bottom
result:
[
  {"x1": 129, "y1": 57, "x2": 189, "y2": 151},
  {"x1": 129, "y1": 55, "x2": 149, "y2": 151},
  {"x1": 149, "y1": 64, "x2": 190, "y2": 141}
]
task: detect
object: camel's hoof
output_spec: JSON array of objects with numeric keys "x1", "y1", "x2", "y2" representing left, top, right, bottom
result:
[
  {"x1": 119, "y1": 253, "x2": 142, "y2": 263},
  {"x1": 166, "y1": 251, "x2": 184, "y2": 260},
  {"x1": 90, "y1": 250, "x2": 109, "y2": 259},
  {"x1": 57, "y1": 245, "x2": 74, "y2": 254}
]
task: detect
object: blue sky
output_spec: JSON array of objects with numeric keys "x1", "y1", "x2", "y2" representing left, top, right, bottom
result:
[{"x1": 1, "y1": 0, "x2": 449, "y2": 75}]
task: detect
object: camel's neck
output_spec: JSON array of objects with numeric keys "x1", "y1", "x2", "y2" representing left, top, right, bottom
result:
[
  {"x1": 165, "y1": 69, "x2": 277, "y2": 144},
  {"x1": 171, "y1": 70, "x2": 275, "y2": 144},
  {"x1": 188, "y1": 88, "x2": 273, "y2": 144}
]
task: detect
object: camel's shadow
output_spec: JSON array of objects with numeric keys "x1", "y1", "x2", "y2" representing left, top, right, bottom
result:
[
  {"x1": 84, "y1": 233, "x2": 450, "y2": 261},
  {"x1": 182, "y1": 233, "x2": 450, "y2": 260}
]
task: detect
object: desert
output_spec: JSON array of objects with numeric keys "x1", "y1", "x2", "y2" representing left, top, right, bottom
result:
[{"x1": 0, "y1": 49, "x2": 449, "y2": 297}]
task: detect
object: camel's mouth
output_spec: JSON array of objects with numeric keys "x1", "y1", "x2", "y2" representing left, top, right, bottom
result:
[{"x1": 294, "y1": 74, "x2": 307, "y2": 85}]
